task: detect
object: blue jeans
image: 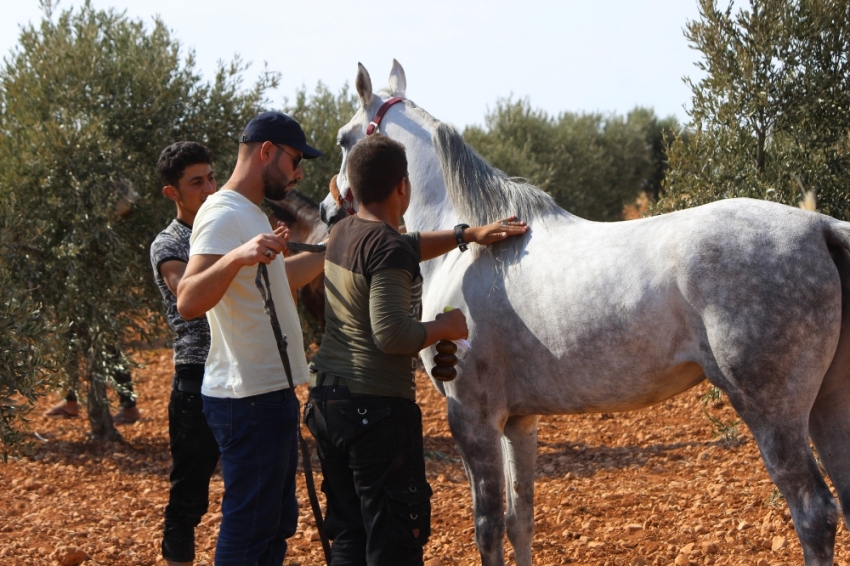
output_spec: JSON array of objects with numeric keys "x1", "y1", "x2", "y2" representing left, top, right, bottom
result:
[{"x1": 203, "y1": 389, "x2": 299, "y2": 566}]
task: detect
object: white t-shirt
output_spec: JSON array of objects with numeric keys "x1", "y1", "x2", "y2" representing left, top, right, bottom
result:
[{"x1": 190, "y1": 189, "x2": 311, "y2": 398}]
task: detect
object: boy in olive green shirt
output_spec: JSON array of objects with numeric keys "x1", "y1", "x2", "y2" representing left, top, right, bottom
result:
[{"x1": 307, "y1": 134, "x2": 527, "y2": 565}]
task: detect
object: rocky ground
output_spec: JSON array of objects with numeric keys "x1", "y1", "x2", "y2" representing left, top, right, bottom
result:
[{"x1": 1, "y1": 347, "x2": 848, "y2": 565}]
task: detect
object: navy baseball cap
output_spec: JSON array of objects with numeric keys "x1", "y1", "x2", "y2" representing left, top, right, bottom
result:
[{"x1": 239, "y1": 112, "x2": 323, "y2": 159}]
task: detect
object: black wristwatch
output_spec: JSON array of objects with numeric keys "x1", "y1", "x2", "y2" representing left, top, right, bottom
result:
[{"x1": 454, "y1": 224, "x2": 470, "y2": 252}]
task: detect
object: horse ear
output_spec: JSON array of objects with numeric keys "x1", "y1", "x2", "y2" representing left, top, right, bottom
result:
[
  {"x1": 387, "y1": 59, "x2": 406, "y2": 97},
  {"x1": 356, "y1": 63, "x2": 373, "y2": 108}
]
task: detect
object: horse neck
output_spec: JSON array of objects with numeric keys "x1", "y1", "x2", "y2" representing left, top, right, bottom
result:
[
  {"x1": 273, "y1": 193, "x2": 328, "y2": 245},
  {"x1": 384, "y1": 118, "x2": 458, "y2": 235},
  {"x1": 293, "y1": 202, "x2": 328, "y2": 244}
]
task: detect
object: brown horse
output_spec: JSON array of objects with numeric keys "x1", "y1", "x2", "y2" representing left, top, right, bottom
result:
[{"x1": 265, "y1": 189, "x2": 327, "y2": 330}]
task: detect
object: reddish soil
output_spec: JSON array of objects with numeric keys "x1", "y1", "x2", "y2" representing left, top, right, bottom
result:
[{"x1": 1, "y1": 347, "x2": 848, "y2": 565}]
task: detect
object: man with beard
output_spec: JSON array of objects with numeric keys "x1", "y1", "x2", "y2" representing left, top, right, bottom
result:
[{"x1": 177, "y1": 112, "x2": 325, "y2": 565}]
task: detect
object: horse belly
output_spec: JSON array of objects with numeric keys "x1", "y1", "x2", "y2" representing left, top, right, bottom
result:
[
  {"x1": 450, "y1": 254, "x2": 705, "y2": 415},
  {"x1": 528, "y1": 361, "x2": 707, "y2": 415}
]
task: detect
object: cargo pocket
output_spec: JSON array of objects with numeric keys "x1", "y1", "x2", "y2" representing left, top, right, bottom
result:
[
  {"x1": 337, "y1": 405, "x2": 393, "y2": 428},
  {"x1": 338, "y1": 405, "x2": 396, "y2": 464},
  {"x1": 384, "y1": 482, "x2": 433, "y2": 547}
]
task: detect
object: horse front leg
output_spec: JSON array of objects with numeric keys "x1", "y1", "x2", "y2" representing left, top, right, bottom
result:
[
  {"x1": 448, "y1": 401, "x2": 508, "y2": 566},
  {"x1": 502, "y1": 414, "x2": 539, "y2": 566}
]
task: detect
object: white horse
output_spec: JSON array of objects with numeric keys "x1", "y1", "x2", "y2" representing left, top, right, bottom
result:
[{"x1": 321, "y1": 60, "x2": 850, "y2": 566}]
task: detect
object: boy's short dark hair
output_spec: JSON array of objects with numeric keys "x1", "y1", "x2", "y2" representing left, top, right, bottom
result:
[
  {"x1": 347, "y1": 135, "x2": 407, "y2": 205},
  {"x1": 157, "y1": 141, "x2": 214, "y2": 188}
]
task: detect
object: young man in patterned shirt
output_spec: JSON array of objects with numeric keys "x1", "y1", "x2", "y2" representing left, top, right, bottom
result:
[{"x1": 150, "y1": 141, "x2": 221, "y2": 566}]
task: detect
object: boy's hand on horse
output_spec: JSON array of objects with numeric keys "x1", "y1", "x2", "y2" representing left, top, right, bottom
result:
[{"x1": 467, "y1": 216, "x2": 528, "y2": 246}]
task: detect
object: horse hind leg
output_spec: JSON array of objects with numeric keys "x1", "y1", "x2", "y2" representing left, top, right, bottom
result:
[
  {"x1": 502, "y1": 414, "x2": 540, "y2": 566},
  {"x1": 716, "y1": 362, "x2": 839, "y2": 564},
  {"x1": 747, "y1": 418, "x2": 839, "y2": 565},
  {"x1": 810, "y1": 382, "x2": 850, "y2": 537},
  {"x1": 810, "y1": 244, "x2": 850, "y2": 535}
]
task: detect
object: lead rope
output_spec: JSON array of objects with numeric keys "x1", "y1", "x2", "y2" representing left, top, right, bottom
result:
[{"x1": 255, "y1": 263, "x2": 332, "y2": 564}]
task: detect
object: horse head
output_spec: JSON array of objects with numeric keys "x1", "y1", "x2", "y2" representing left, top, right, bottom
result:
[
  {"x1": 320, "y1": 60, "x2": 460, "y2": 236},
  {"x1": 321, "y1": 60, "x2": 560, "y2": 259}
]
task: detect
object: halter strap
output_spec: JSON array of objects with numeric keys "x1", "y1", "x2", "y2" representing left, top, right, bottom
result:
[
  {"x1": 366, "y1": 96, "x2": 405, "y2": 136},
  {"x1": 342, "y1": 188, "x2": 356, "y2": 215}
]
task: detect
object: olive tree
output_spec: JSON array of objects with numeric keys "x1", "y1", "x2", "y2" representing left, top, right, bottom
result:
[
  {"x1": 658, "y1": 0, "x2": 850, "y2": 219},
  {"x1": 0, "y1": 0, "x2": 276, "y2": 442},
  {"x1": 464, "y1": 99, "x2": 679, "y2": 222},
  {"x1": 0, "y1": 196, "x2": 55, "y2": 459},
  {"x1": 283, "y1": 82, "x2": 359, "y2": 203}
]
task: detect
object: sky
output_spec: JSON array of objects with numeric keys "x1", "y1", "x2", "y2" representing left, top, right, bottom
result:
[{"x1": 1, "y1": 0, "x2": 706, "y2": 130}]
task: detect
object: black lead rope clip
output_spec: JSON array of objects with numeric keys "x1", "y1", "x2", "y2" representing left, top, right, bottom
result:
[{"x1": 255, "y1": 263, "x2": 332, "y2": 564}]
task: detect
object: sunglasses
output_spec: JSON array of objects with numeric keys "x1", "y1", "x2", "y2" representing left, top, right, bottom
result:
[{"x1": 274, "y1": 144, "x2": 303, "y2": 169}]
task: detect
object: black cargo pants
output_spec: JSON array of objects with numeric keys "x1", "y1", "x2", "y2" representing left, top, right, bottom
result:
[{"x1": 305, "y1": 381, "x2": 432, "y2": 566}]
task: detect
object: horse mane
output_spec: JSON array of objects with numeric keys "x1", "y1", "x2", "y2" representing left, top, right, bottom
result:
[
  {"x1": 374, "y1": 88, "x2": 560, "y2": 227},
  {"x1": 432, "y1": 123, "x2": 562, "y2": 228}
]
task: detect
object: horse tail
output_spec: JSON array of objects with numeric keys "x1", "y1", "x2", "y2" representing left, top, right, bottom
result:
[
  {"x1": 809, "y1": 219, "x2": 850, "y2": 529},
  {"x1": 824, "y1": 221, "x2": 850, "y2": 310}
]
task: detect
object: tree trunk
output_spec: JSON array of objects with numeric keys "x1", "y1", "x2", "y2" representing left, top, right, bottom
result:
[
  {"x1": 85, "y1": 366, "x2": 122, "y2": 442},
  {"x1": 756, "y1": 126, "x2": 766, "y2": 173}
]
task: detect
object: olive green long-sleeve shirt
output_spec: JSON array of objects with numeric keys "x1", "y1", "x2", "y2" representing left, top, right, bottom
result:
[{"x1": 310, "y1": 215, "x2": 425, "y2": 399}]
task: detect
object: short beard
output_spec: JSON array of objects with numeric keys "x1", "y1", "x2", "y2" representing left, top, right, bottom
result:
[{"x1": 262, "y1": 158, "x2": 293, "y2": 201}]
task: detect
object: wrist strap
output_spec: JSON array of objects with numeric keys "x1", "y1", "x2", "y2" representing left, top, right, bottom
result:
[{"x1": 455, "y1": 224, "x2": 469, "y2": 252}]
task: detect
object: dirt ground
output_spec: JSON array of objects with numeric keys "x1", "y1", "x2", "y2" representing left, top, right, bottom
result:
[{"x1": 1, "y1": 347, "x2": 848, "y2": 566}]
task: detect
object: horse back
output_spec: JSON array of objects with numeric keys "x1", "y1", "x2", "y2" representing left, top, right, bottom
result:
[{"x1": 433, "y1": 199, "x2": 846, "y2": 416}]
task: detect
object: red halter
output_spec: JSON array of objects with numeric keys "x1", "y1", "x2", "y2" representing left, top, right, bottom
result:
[{"x1": 366, "y1": 97, "x2": 405, "y2": 136}]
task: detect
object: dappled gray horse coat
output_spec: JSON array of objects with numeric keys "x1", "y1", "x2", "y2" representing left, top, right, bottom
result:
[{"x1": 322, "y1": 60, "x2": 850, "y2": 566}]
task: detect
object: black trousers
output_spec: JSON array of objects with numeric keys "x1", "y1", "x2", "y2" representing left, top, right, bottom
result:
[
  {"x1": 306, "y1": 383, "x2": 432, "y2": 566},
  {"x1": 64, "y1": 367, "x2": 134, "y2": 407},
  {"x1": 161, "y1": 364, "x2": 221, "y2": 563}
]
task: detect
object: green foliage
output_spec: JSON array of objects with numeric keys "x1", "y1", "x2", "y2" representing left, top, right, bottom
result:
[
  {"x1": 284, "y1": 82, "x2": 359, "y2": 203},
  {"x1": 765, "y1": 488, "x2": 786, "y2": 508},
  {"x1": 658, "y1": 0, "x2": 850, "y2": 219},
  {"x1": 700, "y1": 385, "x2": 741, "y2": 446},
  {"x1": 0, "y1": 0, "x2": 275, "y2": 442},
  {"x1": 464, "y1": 98, "x2": 680, "y2": 221},
  {"x1": 0, "y1": 197, "x2": 57, "y2": 460}
]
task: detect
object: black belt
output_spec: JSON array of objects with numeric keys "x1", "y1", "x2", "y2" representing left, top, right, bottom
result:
[
  {"x1": 312, "y1": 372, "x2": 412, "y2": 402},
  {"x1": 314, "y1": 371, "x2": 350, "y2": 389},
  {"x1": 172, "y1": 376, "x2": 202, "y2": 395}
]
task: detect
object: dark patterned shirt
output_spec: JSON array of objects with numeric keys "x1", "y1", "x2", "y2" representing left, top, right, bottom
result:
[{"x1": 150, "y1": 219, "x2": 210, "y2": 365}]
